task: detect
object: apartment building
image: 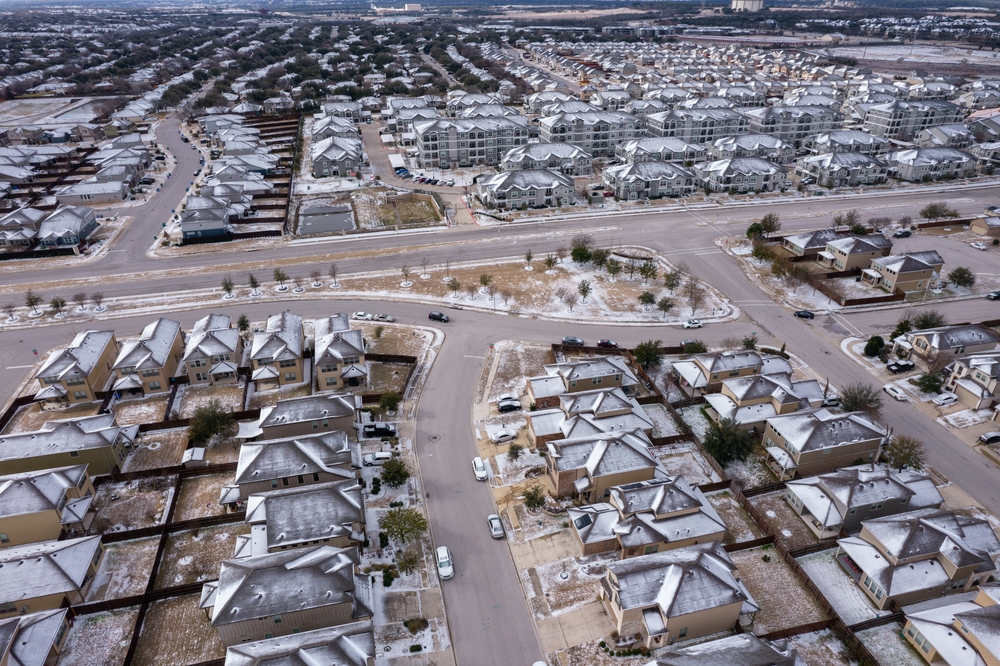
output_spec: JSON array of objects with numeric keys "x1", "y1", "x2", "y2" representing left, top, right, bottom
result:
[
  {"x1": 646, "y1": 109, "x2": 749, "y2": 144},
  {"x1": 602, "y1": 161, "x2": 696, "y2": 200},
  {"x1": 886, "y1": 147, "x2": 978, "y2": 181},
  {"x1": 500, "y1": 143, "x2": 592, "y2": 175},
  {"x1": 863, "y1": 100, "x2": 965, "y2": 141},
  {"x1": 477, "y1": 169, "x2": 575, "y2": 209},
  {"x1": 111, "y1": 318, "x2": 183, "y2": 396},
  {"x1": 796, "y1": 152, "x2": 889, "y2": 188},
  {"x1": 708, "y1": 134, "x2": 795, "y2": 164},
  {"x1": 693, "y1": 157, "x2": 787, "y2": 193},
  {"x1": 35, "y1": 330, "x2": 118, "y2": 405},
  {"x1": 615, "y1": 137, "x2": 706, "y2": 165},
  {"x1": 538, "y1": 111, "x2": 646, "y2": 158},
  {"x1": 805, "y1": 130, "x2": 890, "y2": 155},
  {"x1": 743, "y1": 106, "x2": 841, "y2": 146},
  {"x1": 413, "y1": 117, "x2": 528, "y2": 168}
]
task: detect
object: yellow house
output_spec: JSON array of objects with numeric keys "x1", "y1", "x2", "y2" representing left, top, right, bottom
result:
[
  {"x1": 600, "y1": 542, "x2": 758, "y2": 649},
  {"x1": 235, "y1": 394, "x2": 359, "y2": 442},
  {"x1": 250, "y1": 311, "x2": 304, "y2": 390},
  {"x1": 111, "y1": 318, "x2": 184, "y2": 396},
  {"x1": 902, "y1": 584, "x2": 1000, "y2": 664},
  {"x1": 0, "y1": 536, "x2": 104, "y2": 615},
  {"x1": 945, "y1": 350, "x2": 1000, "y2": 410},
  {"x1": 0, "y1": 464, "x2": 96, "y2": 546},
  {"x1": 0, "y1": 413, "x2": 136, "y2": 477},
  {"x1": 969, "y1": 215, "x2": 1000, "y2": 237},
  {"x1": 35, "y1": 330, "x2": 118, "y2": 405},
  {"x1": 672, "y1": 351, "x2": 777, "y2": 395},
  {"x1": 182, "y1": 314, "x2": 243, "y2": 385},
  {"x1": 819, "y1": 234, "x2": 892, "y2": 271},
  {"x1": 837, "y1": 509, "x2": 1000, "y2": 610},
  {"x1": 704, "y1": 372, "x2": 824, "y2": 430},
  {"x1": 763, "y1": 409, "x2": 885, "y2": 481},
  {"x1": 866, "y1": 250, "x2": 944, "y2": 293},
  {"x1": 546, "y1": 429, "x2": 661, "y2": 500},
  {"x1": 314, "y1": 314, "x2": 367, "y2": 391},
  {"x1": 539, "y1": 356, "x2": 640, "y2": 395},
  {"x1": 895, "y1": 324, "x2": 1000, "y2": 362}
]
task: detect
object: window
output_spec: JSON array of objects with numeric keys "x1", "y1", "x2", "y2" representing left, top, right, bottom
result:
[
  {"x1": 282, "y1": 478, "x2": 289, "y2": 487},
  {"x1": 279, "y1": 359, "x2": 297, "y2": 368},
  {"x1": 142, "y1": 369, "x2": 159, "y2": 377},
  {"x1": 570, "y1": 380, "x2": 577, "y2": 388},
  {"x1": 0, "y1": 533, "x2": 7, "y2": 544},
  {"x1": 678, "y1": 628, "x2": 687, "y2": 638},
  {"x1": 297, "y1": 475, "x2": 304, "y2": 484},
  {"x1": 644, "y1": 545, "x2": 658, "y2": 555},
  {"x1": 148, "y1": 382, "x2": 161, "y2": 391},
  {"x1": 592, "y1": 377, "x2": 602, "y2": 385},
  {"x1": 325, "y1": 377, "x2": 339, "y2": 387},
  {"x1": 195, "y1": 373, "x2": 207, "y2": 382},
  {"x1": 0, "y1": 602, "x2": 17, "y2": 614},
  {"x1": 871, "y1": 502, "x2": 884, "y2": 510},
  {"x1": 313, "y1": 473, "x2": 319, "y2": 481},
  {"x1": 849, "y1": 508, "x2": 857, "y2": 515},
  {"x1": 284, "y1": 372, "x2": 296, "y2": 381},
  {"x1": 69, "y1": 451, "x2": 80, "y2": 458},
  {"x1": 273, "y1": 615, "x2": 282, "y2": 624},
  {"x1": 320, "y1": 364, "x2": 337, "y2": 373},
  {"x1": 73, "y1": 391, "x2": 88, "y2": 400},
  {"x1": 271, "y1": 479, "x2": 278, "y2": 488}
]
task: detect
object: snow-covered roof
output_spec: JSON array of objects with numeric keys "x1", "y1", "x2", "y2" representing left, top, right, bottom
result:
[
  {"x1": 235, "y1": 431, "x2": 358, "y2": 486},
  {"x1": 250, "y1": 311, "x2": 302, "y2": 362},
  {"x1": 765, "y1": 409, "x2": 884, "y2": 454},
  {"x1": 480, "y1": 169, "x2": 574, "y2": 193},
  {"x1": 113, "y1": 318, "x2": 181, "y2": 371},
  {"x1": 653, "y1": 633, "x2": 806, "y2": 666},
  {"x1": 222, "y1": 620, "x2": 375, "y2": 666},
  {"x1": 245, "y1": 479, "x2": 364, "y2": 553},
  {"x1": 36, "y1": 329, "x2": 115, "y2": 382},
  {"x1": 0, "y1": 536, "x2": 103, "y2": 604},
  {"x1": 0, "y1": 413, "x2": 133, "y2": 460}
]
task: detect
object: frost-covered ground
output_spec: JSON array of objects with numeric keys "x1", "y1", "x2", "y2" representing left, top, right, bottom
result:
[
  {"x1": 828, "y1": 44, "x2": 1000, "y2": 66},
  {"x1": 797, "y1": 549, "x2": 882, "y2": 625},
  {"x1": 678, "y1": 405, "x2": 711, "y2": 440},
  {"x1": 720, "y1": 238, "x2": 838, "y2": 312},
  {"x1": 786, "y1": 629, "x2": 855, "y2": 666},
  {"x1": 706, "y1": 491, "x2": 765, "y2": 543},
  {"x1": 653, "y1": 441, "x2": 721, "y2": 486},
  {"x1": 522, "y1": 554, "x2": 613, "y2": 618},
  {"x1": 644, "y1": 403, "x2": 682, "y2": 438},
  {"x1": 494, "y1": 445, "x2": 546, "y2": 486},
  {"x1": 730, "y1": 546, "x2": 828, "y2": 634},
  {"x1": 856, "y1": 622, "x2": 927, "y2": 666},
  {"x1": 645, "y1": 362, "x2": 687, "y2": 404},
  {"x1": 58, "y1": 607, "x2": 138, "y2": 666},
  {"x1": 938, "y1": 407, "x2": 993, "y2": 429}
]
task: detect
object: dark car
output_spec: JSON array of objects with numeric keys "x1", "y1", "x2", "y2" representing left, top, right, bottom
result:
[
  {"x1": 139, "y1": 177, "x2": 155, "y2": 185},
  {"x1": 497, "y1": 399, "x2": 521, "y2": 413},
  {"x1": 180, "y1": 136, "x2": 189, "y2": 143},
  {"x1": 427, "y1": 179, "x2": 439, "y2": 185},
  {"x1": 887, "y1": 360, "x2": 915, "y2": 374},
  {"x1": 893, "y1": 229, "x2": 912, "y2": 238},
  {"x1": 596, "y1": 339, "x2": 618, "y2": 348},
  {"x1": 428, "y1": 311, "x2": 450, "y2": 322},
  {"x1": 793, "y1": 310, "x2": 814, "y2": 319},
  {"x1": 363, "y1": 422, "x2": 397, "y2": 438},
  {"x1": 987, "y1": 291, "x2": 1000, "y2": 301},
  {"x1": 562, "y1": 336, "x2": 585, "y2": 347},
  {"x1": 979, "y1": 432, "x2": 1000, "y2": 444}
]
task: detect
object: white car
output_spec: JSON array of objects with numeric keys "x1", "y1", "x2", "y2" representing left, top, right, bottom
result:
[
  {"x1": 472, "y1": 456, "x2": 488, "y2": 481},
  {"x1": 933, "y1": 391, "x2": 959, "y2": 406},
  {"x1": 436, "y1": 546, "x2": 454, "y2": 580},
  {"x1": 487, "y1": 514, "x2": 505, "y2": 539},
  {"x1": 490, "y1": 428, "x2": 517, "y2": 444},
  {"x1": 883, "y1": 384, "x2": 908, "y2": 401},
  {"x1": 352, "y1": 311, "x2": 374, "y2": 321},
  {"x1": 970, "y1": 242, "x2": 988, "y2": 251},
  {"x1": 683, "y1": 319, "x2": 703, "y2": 329}
]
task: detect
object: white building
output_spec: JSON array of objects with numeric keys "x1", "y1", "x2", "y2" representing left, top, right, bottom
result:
[{"x1": 477, "y1": 169, "x2": 575, "y2": 209}]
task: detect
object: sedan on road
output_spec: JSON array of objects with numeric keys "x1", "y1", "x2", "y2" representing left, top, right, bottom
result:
[
  {"x1": 472, "y1": 457, "x2": 488, "y2": 481},
  {"x1": 428, "y1": 311, "x2": 450, "y2": 323},
  {"x1": 979, "y1": 432, "x2": 1000, "y2": 445},
  {"x1": 562, "y1": 336, "x2": 585, "y2": 347},
  {"x1": 793, "y1": 310, "x2": 815, "y2": 319},
  {"x1": 435, "y1": 546, "x2": 454, "y2": 580},
  {"x1": 352, "y1": 311, "x2": 374, "y2": 321},
  {"x1": 970, "y1": 242, "x2": 989, "y2": 251},
  {"x1": 596, "y1": 339, "x2": 618, "y2": 348},
  {"x1": 987, "y1": 291, "x2": 1000, "y2": 301},
  {"x1": 487, "y1": 514, "x2": 505, "y2": 539},
  {"x1": 683, "y1": 320, "x2": 703, "y2": 329},
  {"x1": 932, "y1": 392, "x2": 959, "y2": 406},
  {"x1": 374, "y1": 314, "x2": 395, "y2": 322},
  {"x1": 884, "y1": 385, "x2": 908, "y2": 401}
]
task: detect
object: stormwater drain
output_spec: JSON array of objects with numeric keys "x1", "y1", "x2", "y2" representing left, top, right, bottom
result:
[
  {"x1": 559, "y1": 572, "x2": 570, "y2": 581},
  {"x1": 429, "y1": 434, "x2": 441, "y2": 442}
]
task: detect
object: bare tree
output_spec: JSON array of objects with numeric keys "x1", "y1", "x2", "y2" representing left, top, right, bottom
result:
[
  {"x1": 554, "y1": 286, "x2": 569, "y2": 303},
  {"x1": 3, "y1": 304, "x2": 16, "y2": 321},
  {"x1": 564, "y1": 293, "x2": 579, "y2": 311},
  {"x1": 401, "y1": 264, "x2": 411, "y2": 283},
  {"x1": 465, "y1": 283, "x2": 478, "y2": 300},
  {"x1": 72, "y1": 292, "x2": 88, "y2": 310},
  {"x1": 499, "y1": 289, "x2": 513, "y2": 306},
  {"x1": 720, "y1": 335, "x2": 742, "y2": 351},
  {"x1": 444, "y1": 258, "x2": 451, "y2": 279},
  {"x1": 292, "y1": 275, "x2": 304, "y2": 291},
  {"x1": 421, "y1": 257, "x2": 429, "y2": 276},
  {"x1": 91, "y1": 292, "x2": 105, "y2": 310},
  {"x1": 555, "y1": 246, "x2": 568, "y2": 263},
  {"x1": 684, "y1": 278, "x2": 706, "y2": 315},
  {"x1": 310, "y1": 269, "x2": 322, "y2": 286},
  {"x1": 624, "y1": 254, "x2": 641, "y2": 280},
  {"x1": 328, "y1": 263, "x2": 340, "y2": 287},
  {"x1": 867, "y1": 216, "x2": 891, "y2": 232}
]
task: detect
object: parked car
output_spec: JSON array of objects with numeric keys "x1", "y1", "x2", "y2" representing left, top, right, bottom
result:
[
  {"x1": 490, "y1": 428, "x2": 517, "y2": 444},
  {"x1": 139, "y1": 177, "x2": 155, "y2": 185},
  {"x1": 373, "y1": 313, "x2": 395, "y2": 322},
  {"x1": 793, "y1": 310, "x2": 814, "y2": 319},
  {"x1": 427, "y1": 179, "x2": 439, "y2": 185},
  {"x1": 362, "y1": 452, "x2": 393, "y2": 466},
  {"x1": 970, "y1": 242, "x2": 989, "y2": 251},
  {"x1": 487, "y1": 514, "x2": 505, "y2": 539},
  {"x1": 435, "y1": 546, "x2": 454, "y2": 580},
  {"x1": 683, "y1": 320, "x2": 703, "y2": 329},
  {"x1": 932, "y1": 392, "x2": 958, "y2": 406},
  {"x1": 153, "y1": 155, "x2": 166, "y2": 161},
  {"x1": 428, "y1": 311, "x2": 450, "y2": 322},
  {"x1": 887, "y1": 360, "x2": 915, "y2": 374},
  {"x1": 978, "y1": 432, "x2": 1000, "y2": 444},
  {"x1": 562, "y1": 336, "x2": 585, "y2": 347},
  {"x1": 181, "y1": 136, "x2": 190, "y2": 143},
  {"x1": 497, "y1": 398, "x2": 521, "y2": 414},
  {"x1": 883, "y1": 385, "x2": 908, "y2": 401},
  {"x1": 596, "y1": 339, "x2": 618, "y2": 348},
  {"x1": 472, "y1": 457, "x2": 488, "y2": 481},
  {"x1": 987, "y1": 291, "x2": 1000, "y2": 301},
  {"x1": 199, "y1": 139, "x2": 209, "y2": 144},
  {"x1": 892, "y1": 229, "x2": 912, "y2": 238},
  {"x1": 363, "y1": 422, "x2": 397, "y2": 438},
  {"x1": 352, "y1": 311, "x2": 374, "y2": 321},
  {"x1": 822, "y1": 394, "x2": 840, "y2": 407},
  {"x1": 445, "y1": 178, "x2": 455, "y2": 186}
]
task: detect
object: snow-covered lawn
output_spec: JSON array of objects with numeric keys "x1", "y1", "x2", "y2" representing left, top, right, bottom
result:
[
  {"x1": 58, "y1": 607, "x2": 138, "y2": 666},
  {"x1": 786, "y1": 629, "x2": 855, "y2": 666},
  {"x1": 92, "y1": 537, "x2": 159, "y2": 600},
  {"x1": 856, "y1": 622, "x2": 927, "y2": 666},
  {"x1": 653, "y1": 441, "x2": 721, "y2": 486},
  {"x1": 124, "y1": 428, "x2": 189, "y2": 472},
  {"x1": 89, "y1": 477, "x2": 176, "y2": 533},
  {"x1": 175, "y1": 383, "x2": 245, "y2": 419},
  {"x1": 729, "y1": 546, "x2": 828, "y2": 635},
  {"x1": 531, "y1": 555, "x2": 612, "y2": 616},
  {"x1": 247, "y1": 380, "x2": 311, "y2": 409},
  {"x1": 489, "y1": 342, "x2": 555, "y2": 401},
  {"x1": 677, "y1": 405, "x2": 711, "y2": 440},
  {"x1": 645, "y1": 362, "x2": 686, "y2": 404},
  {"x1": 111, "y1": 395, "x2": 169, "y2": 425},
  {"x1": 358, "y1": 322, "x2": 434, "y2": 358},
  {"x1": 494, "y1": 446, "x2": 546, "y2": 486},
  {"x1": 155, "y1": 525, "x2": 249, "y2": 589},
  {"x1": 133, "y1": 594, "x2": 224, "y2": 666},
  {"x1": 645, "y1": 403, "x2": 682, "y2": 438},
  {"x1": 706, "y1": 491, "x2": 765, "y2": 544},
  {"x1": 749, "y1": 490, "x2": 820, "y2": 551},
  {"x1": 513, "y1": 504, "x2": 568, "y2": 542},
  {"x1": 3, "y1": 400, "x2": 100, "y2": 434},
  {"x1": 720, "y1": 238, "x2": 838, "y2": 312},
  {"x1": 938, "y1": 408, "x2": 994, "y2": 429},
  {"x1": 172, "y1": 472, "x2": 231, "y2": 521},
  {"x1": 725, "y1": 453, "x2": 776, "y2": 490},
  {"x1": 797, "y1": 549, "x2": 882, "y2": 626}
]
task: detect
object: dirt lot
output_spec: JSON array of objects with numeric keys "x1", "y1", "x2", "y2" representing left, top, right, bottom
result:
[
  {"x1": 172, "y1": 472, "x2": 231, "y2": 521},
  {"x1": 89, "y1": 476, "x2": 176, "y2": 533},
  {"x1": 124, "y1": 428, "x2": 189, "y2": 472},
  {"x1": 491, "y1": 343, "x2": 555, "y2": 401},
  {"x1": 730, "y1": 546, "x2": 829, "y2": 634},
  {"x1": 749, "y1": 490, "x2": 822, "y2": 551},
  {"x1": 3, "y1": 401, "x2": 100, "y2": 434},
  {"x1": 365, "y1": 362, "x2": 412, "y2": 395},
  {"x1": 203, "y1": 439, "x2": 241, "y2": 465},
  {"x1": 96, "y1": 537, "x2": 160, "y2": 599},
  {"x1": 58, "y1": 607, "x2": 138, "y2": 666},
  {"x1": 112, "y1": 395, "x2": 169, "y2": 425},
  {"x1": 175, "y1": 383, "x2": 245, "y2": 419},
  {"x1": 359, "y1": 322, "x2": 432, "y2": 357},
  {"x1": 706, "y1": 491, "x2": 765, "y2": 545},
  {"x1": 133, "y1": 594, "x2": 225, "y2": 666},
  {"x1": 156, "y1": 524, "x2": 248, "y2": 589}
]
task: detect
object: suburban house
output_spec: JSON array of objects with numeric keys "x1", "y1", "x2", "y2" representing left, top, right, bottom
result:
[
  {"x1": 970, "y1": 215, "x2": 1000, "y2": 237},
  {"x1": 782, "y1": 229, "x2": 848, "y2": 258},
  {"x1": 546, "y1": 429, "x2": 664, "y2": 501},
  {"x1": 238, "y1": 479, "x2": 365, "y2": 557},
  {"x1": 111, "y1": 318, "x2": 183, "y2": 396},
  {"x1": 221, "y1": 621, "x2": 376, "y2": 666},
  {"x1": 602, "y1": 162, "x2": 696, "y2": 200},
  {"x1": 692, "y1": 157, "x2": 787, "y2": 193},
  {"x1": 36, "y1": 206, "x2": 98, "y2": 248},
  {"x1": 762, "y1": 409, "x2": 886, "y2": 481},
  {"x1": 250, "y1": 311, "x2": 304, "y2": 390},
  {"x1": 901, "y1": 584, "x2": 1000, "y2": 665},
  {"x1": 650, "y1": 633, "x2": 806, "y2": 666},
  {"x1": 224, "y1": 431, "x2": 359, "y2": 506},
  {"x1": 528, "y1": 386, "x2": 654, "y2": 447},
  {"x1": 0, "y1": 536, "x2": 104, "y2": 614},
  {"x1": 34, "y1": 329, "x2": 118, "y2": 405},
  {"x1": 54, "y1": 179, "x2": 129, "y2": 205},
  {"x1": 819, "y1": 234, "x2": 893, "y2": 271},
  {"x1": 500, "y1": 143, "x2": 593, "y2": 175},
  {"x1": 311, "y1": 137, "x2": 363, "y2": 178},
  {"x1": 943, "y1": 350, "x2": 1000, "y2": 410},
  {"x1": 784, "y1": 463, "x2": 943, "y2": 539},
  {"x1": 672, "y1": 350, "x2": 792, "y2": 396},
  {"x1": 836, "y1": 509, "x2": 1000, "y2": 610},
  {"x1": 477, "y1": 169, "x2": 575, "y2": 209},
  {"x1": 703, "y1": 372, "x2": 825, "y2": 430},
  {"x1": 599, "y1": 542, "x2": 758, "y2": 649},
  {"x1": 0, "y1": 464, "x2": 96, "y2": 545},
  {"x1": 865, "y1": 250, "x2": 945, "y2": 293},
  {"x1": 567, "y1": 476, "x2": 725, "y2": 558},
  {"x1": 0, "y1": 413, "x2": 137, "y2": 476},
  {"x1": 236, "y1": 394, "x2": 360, "y2": 442},
  {"x1": 314, "y1": 314, "x2": 367, "y2": 390},
  {"x1": 200, "y1": 545, "x2": 372, "y2": 647},
  {"x1": 0, "y1": 207, "x2": 45, "y2": 251},
  {"x1": 0, "y1": 609, "x2": 71, "y2": 666},
  {"x1": 182, "y1": 314, "x2": 242, "y2": 385},
  {"x1": 892, "y1": 323, "x2": 1000, "y2": 361}
]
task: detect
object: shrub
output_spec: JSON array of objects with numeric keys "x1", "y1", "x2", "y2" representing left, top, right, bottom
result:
[
  {"x1": 864, "y1": 335, "x2": 885, "y2": 357},
  {"x1": 523, "y1": 485, "x2": 546, "y2": 510},
  {"x1": 188, "y1": 399, "x2": 235, "y2": 445},
  {"x1": 379, "y1": 532, "x2": 389, "y2": 549},
  {"x1": 404, "y1": 617, "x2": 429, "y2": 634},
  {"x1": 915, "y1": 372, "x2": 943, "y2": 394},
  {"x1": 409, "y1": 644, "x2": 422, "y2": 653},
  {"x1": 382, "y1": 568, "x2": 395, "y2": 587}
]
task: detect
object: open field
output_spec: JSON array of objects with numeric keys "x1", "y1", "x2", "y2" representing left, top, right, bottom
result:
[
  {"x1": 359, "y1": 322, "x2": 432, "y2": 357},
  {"x1": 491, "y1": 343, "x2": 555, "y2": 401}
]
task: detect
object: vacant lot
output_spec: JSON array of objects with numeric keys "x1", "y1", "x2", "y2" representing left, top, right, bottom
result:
[
  {"x1": 749, "y1": 490, "x2": 821, "y2": 551},
  {"x1": 359, "y1": 322, "x2": 431, "y2": 357},
  {"x1": 491, "y1": 343, "x2": 555, "y2": 401},
  {"x1": 124, "y1": 428, "x2": 188, "y2": 472},
  {"x1": 156, "y1": 524, "x2": 248, "y2": 589},
  {"x1": 112, "y1": 395, "x2": 169, "y2": 425},
  {"x1": 706, "y1": 491, "x2": 765, "y2": 544},
  {"x1": 89, "y1": 476, "x2": 176, "y2": 533},
  {"x1": 176, "y1": 383, "x2": 245, "y2": 419},
  {"x1": 730, "y1": 546, "x2": 828, "y2": 634},
  {"x1": 3, "y1": 401, "x2": 99, "y2": 434},
  {"x1": 95, "y1": 537, "x2": 159, "y2": 599},
  {"x1": 134, "y1": 594, "x2": 224, "y2": 666},
  {"x1": 172, "y1": 472, "x2": 231, "y2": 521},
  {"x1": 58, "y1": 607, "x2": 138, "y2": 666}
]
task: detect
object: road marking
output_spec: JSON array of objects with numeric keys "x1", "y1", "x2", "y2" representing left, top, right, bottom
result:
[
  {"x1": 694, "y1": 250, "x2": 722, "y2": 255},
  {"x1": 832, "y1": 314, "x2": 864, "y2": 337},
  {"x1": 5, "y1": 365, "x2": 33, "y2": 369},
  {"x1": 463, "y1": 355, "x2": 485, "y2": 359}
]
